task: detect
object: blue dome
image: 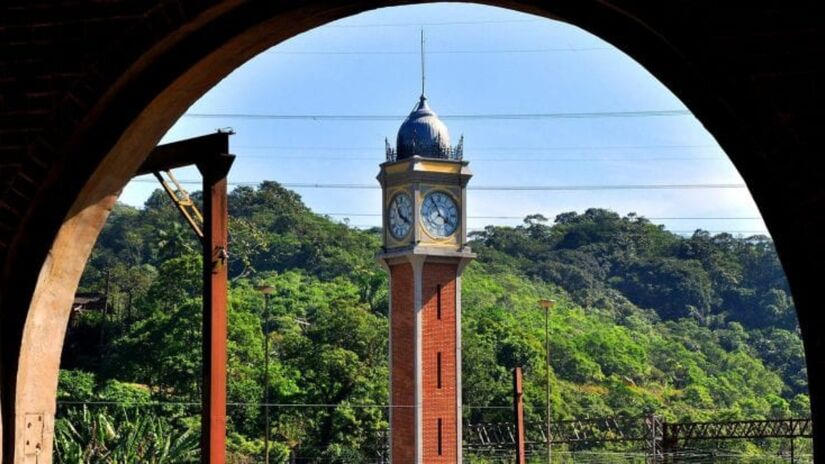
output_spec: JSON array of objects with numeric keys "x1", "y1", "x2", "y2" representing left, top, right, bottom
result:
[{"x1": 395, "y1": 96, "x2": 452, "y2": 160}]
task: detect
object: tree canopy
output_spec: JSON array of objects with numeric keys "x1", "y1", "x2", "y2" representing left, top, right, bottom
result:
[{"x1": 57, "y1": 184, "x2": 807, "y2": 462}]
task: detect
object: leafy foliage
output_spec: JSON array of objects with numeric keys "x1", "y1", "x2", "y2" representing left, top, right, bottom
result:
[
  {"x1": 59, "y1": 184, "x2": 808, "y2": 461},
  {"x1": 54, "y1": 407, "x2": 198, "y2": 463}
]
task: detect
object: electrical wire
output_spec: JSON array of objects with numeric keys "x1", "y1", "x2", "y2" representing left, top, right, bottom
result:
[
  {"x1": 325, "y1": 18, "x2": 544, "y2": 28},
  {"x1": 222, "y1": 144, "x2": 728, "y2": 163},
  {"x1": 667, "y1": 230, "x2": 768, "y2": 234},
  {"x1": 233, "y1": 143, "x2": 718, "y2": 152},
  {"x1": 183, "y1": 109, "x2": 691, "y2": 121},
  {"x1": 345, "y1": 225, "x2": 768, "y2": 235},
  {"x1": 318, "y1": 213, "x2": 762, "y2": 220},
  {"x1": 270, "y1": 46, "x2": 612, "y2": 55},
  {"x1": 56, "y1": 400, "x2": 510, "y2": 409},
  {"x1": 237, "y1": 155, "x2": 724, "y2": 163},
  {"x1": 129, "y1": 179, "x2": 746, "y2": 191}
]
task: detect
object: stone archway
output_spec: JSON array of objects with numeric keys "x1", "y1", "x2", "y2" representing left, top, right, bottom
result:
[{"x1": 1, "y1": 2, "x2": 823, "y2": 462}]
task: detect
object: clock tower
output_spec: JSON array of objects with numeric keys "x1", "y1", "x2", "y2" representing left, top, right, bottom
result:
[{"x1": 378, "y1": 94, "x2": 474, "y2": 463}]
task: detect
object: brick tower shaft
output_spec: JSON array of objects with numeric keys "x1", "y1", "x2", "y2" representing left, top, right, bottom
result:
[{"x1": 388, "y1": 259, "x2": 466, "y2": 462}]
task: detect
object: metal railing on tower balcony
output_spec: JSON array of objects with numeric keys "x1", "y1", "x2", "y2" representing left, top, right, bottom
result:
[{"x1": 385, "y1": 135, "x2": 464, "y2": 162}]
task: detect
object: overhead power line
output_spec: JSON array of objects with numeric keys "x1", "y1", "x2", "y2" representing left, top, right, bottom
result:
[
  {"x1": 285, "y1": 182, "x2": 747, "y2": 191},
  {"x1": 668, "y1": 230, "x2": 768, "y2": 234},
  {"x1": 130, "y1": 178, "x2": 746, "y2": 191},
  {"x1": 326, "y1": 18, "x2": 543, "y2": 28},
  {"x1": 646, "y1": 217, "x2": 762, "y2": 221},
  {"x1": 183, "y1": 109, "x2": 691, "y2": 122},
  {"x1": 234, "y1": 143, "x2": 718, "y2": 152},
  {"x1": 277, "y1": 182, "x2": 746, "y2": 191},
  {"x1": 271, "y1": 46, "x2": 611, "y2": 55},
  {"x1": 239, "y1": 155, "x2": 723, "y2": 163},
  {"x1": 346, "y1": 224, "x2": 768, "y2": 235},
  {"x1": 231, "y1": 144, "x2": 725, "y2": 162},
  {"x1": 240, "y1": 150, "x2": 728, "y2": 163},
  {"x1": 319, "y1": 213, "x2": 762, "y2": 220},
  {"x1": 57, "y1": 399, "x2": 511, "y2": 409}
]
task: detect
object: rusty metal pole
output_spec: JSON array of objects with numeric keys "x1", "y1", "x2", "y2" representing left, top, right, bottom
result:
[
  {"x1": 790, "y1": 437, "x2": 795, "y2": 464},
  {"x1": 198, "y1": 153, "x2": 234, "y2": 464},
  {"x1": 263, "y1": 294, "x2": 270, "y2": 464},
  {"x1": 539, "y1": 299, "x2": 555, "y2": 464},
  {"x1": 546, "y1": 305, "x2": 551, "y2": 464},
  {"x1": 256, "y1": 286, "x2": 276, "y2": 464},
  {"x1": 513, "y1": 367, "x2": 526, "y2": 464}
]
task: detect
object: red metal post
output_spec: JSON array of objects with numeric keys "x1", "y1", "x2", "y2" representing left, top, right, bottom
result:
[
  {"x1": 514, "y1": 366, "x2": 526, "y2": 464},
  {"x1": 199, "y1": 154, "x2": 234, "y2": 464}
]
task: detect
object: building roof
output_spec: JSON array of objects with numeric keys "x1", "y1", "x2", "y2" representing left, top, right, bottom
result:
[{"x1": 395, "y1": 95, "x2": 453, "y2": 160}]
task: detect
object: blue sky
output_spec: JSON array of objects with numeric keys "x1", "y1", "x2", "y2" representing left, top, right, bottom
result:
[{"x1": 121, "y1": 3, "x2": 769, "y2": 236}]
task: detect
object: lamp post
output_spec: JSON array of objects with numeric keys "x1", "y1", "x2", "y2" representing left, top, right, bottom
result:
[
  {"x1": 539, "y1": 299, "x2": 556, "y2": 464},
  {"x1": 257, "y1": 285, "x2": 276, "y2": 464}
]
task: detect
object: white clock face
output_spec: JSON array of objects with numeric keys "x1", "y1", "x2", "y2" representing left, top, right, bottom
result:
[
  {"x1": 421, "y1": 191, "x2": 459, "y2": 237},
  {"x1": 388, "y1": 192, "x2": 413, "y2": 239}
]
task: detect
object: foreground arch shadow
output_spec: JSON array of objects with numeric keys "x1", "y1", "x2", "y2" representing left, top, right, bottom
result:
[{"x1": 1, "y1": 1, "x2": 823, "y2": 462}]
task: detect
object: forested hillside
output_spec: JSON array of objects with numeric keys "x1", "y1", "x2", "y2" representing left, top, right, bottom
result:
[{"x1": 56, "y1": 181, "x2": 808, "y2": 462}]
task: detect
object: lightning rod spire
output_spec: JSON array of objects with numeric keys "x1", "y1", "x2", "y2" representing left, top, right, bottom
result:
[{"x1": 420, "y1": 28, "x2": 426, "y2": 98}]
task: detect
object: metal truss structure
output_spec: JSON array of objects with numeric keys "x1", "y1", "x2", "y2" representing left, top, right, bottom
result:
[
  {"x1": 463, "y1": 417, "x2": 812, "y2": 457},
  {"x1": 370, "y1": 417, "x2": 812, "y2": 463},
  {"x1": 664, "y1": 418, "x2": 812, "y2": 444},
  {"x1": 465, "y1": 417, "x2": 650, "y2": 448}
]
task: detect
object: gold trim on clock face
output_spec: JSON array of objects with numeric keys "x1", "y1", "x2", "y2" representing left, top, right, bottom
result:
[
  {"x1": 388, "y1": 192, "x2": 413, "y2": 239},
  {"x1": 420, "y1": 191, "x2": 459, "y2": 237}
]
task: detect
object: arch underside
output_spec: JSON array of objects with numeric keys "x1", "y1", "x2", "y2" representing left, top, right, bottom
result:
[{"x1": 1, "y1": 1, "x2": 823, "y2": 462}]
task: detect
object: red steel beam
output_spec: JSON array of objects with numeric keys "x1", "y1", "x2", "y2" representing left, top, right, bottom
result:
[
  {"x1": 136, "y1": 132, "x2": 232, "y2": 176},
  {"x1": 198, "y1": 153, "x2": 234, "y2": 464}
]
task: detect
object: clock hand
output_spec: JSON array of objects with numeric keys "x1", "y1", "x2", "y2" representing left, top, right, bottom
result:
[
  {"x1": 398, "y1": 207, "x2": 411, "y2": 224},
  {"x1": 429, "y1": 196, "x2": 445, "y2": 220},
  {"x1": 435, "y1": 202, "x2": 447, "y2": 221}
]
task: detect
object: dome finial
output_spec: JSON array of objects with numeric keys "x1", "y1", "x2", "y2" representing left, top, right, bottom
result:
[{"x1": 420, "y1": 28, "x2": 426, "y2": 99}]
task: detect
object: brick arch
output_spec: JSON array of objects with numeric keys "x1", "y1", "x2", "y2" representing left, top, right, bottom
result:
[{"x1": 1, "y1": 1, "x2": 823, "y2": 462}]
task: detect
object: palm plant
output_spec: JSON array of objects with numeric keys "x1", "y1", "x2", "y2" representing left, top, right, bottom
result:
[{"x1": 54, "y1": 406, "x2": 199, "y2": 463}]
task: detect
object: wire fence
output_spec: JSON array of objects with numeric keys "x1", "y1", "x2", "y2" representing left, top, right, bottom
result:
[
  {"x1": 465, "y1": 449, "x2": 814, "y2": 464},
  {"x1": 53, "y1": 402, "x2": 813, "y2": 464}
]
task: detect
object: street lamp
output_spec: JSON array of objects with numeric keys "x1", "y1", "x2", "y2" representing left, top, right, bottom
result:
[
  {"x1": 539, "y1": 298, "x2": 556, "y2": 464},
  {"x1": 257, "y1": 285, "x2": 276, "y2": 464}
]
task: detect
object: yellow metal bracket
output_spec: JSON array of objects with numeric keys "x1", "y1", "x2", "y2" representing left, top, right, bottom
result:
[{"x1": 153, "y1": 170, "x2": 205, "y2": 241}]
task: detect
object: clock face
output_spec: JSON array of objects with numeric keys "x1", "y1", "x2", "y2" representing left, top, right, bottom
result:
[
  {"x1": 421, "y1": 191, "x2": 459, "y2": 237},
  {"x1": 388, "y1": 192, "x2": 413, "y2": 239}
]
